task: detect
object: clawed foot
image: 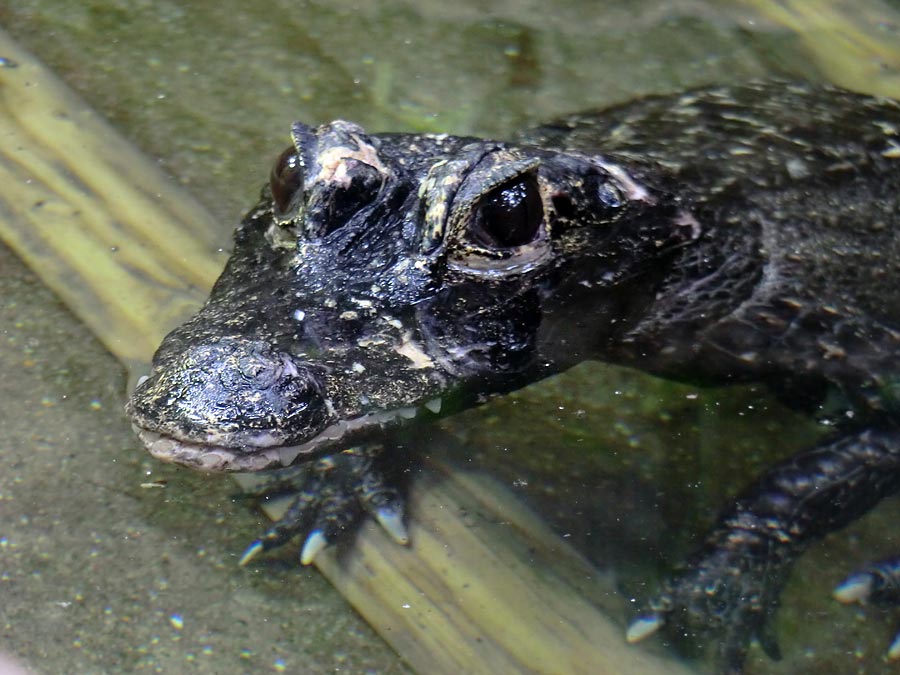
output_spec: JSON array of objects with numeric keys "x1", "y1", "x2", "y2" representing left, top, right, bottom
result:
[
  {"x1": 630, "y1": 550, "x2": 900, "y2": 671},
  {"x1": 238, "y1": 444, "x2": 409, "y2": 566},
  {"x1": 834, "y1": 556, "x2": 900, "y2": 660},
  {"x1": 627, "y1": 544, "x2": 786, "y2": 674},
  {"x1": 625, "y1": 428, "x2": 900, "y2": 673}
]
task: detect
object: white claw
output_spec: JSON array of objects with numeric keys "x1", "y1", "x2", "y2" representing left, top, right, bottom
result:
[
  {"x1": 238, "y1": 541, "x2": 264, "y2": 567},
  {"x1": 375, "y1": 508, "x2": 409, "y2": 545},
  {"x1": 833, "y1": 573, "x2": 873, "y2": 604},
  {"x1": 888, "y1": 632, "x2": 900, "y2": 661},
  {"x1": 300, "y1": 530, "x2": 329, "y2": 565},
  {"x1": 626, "y1": 615, "x2": 663, "y2": 644}
]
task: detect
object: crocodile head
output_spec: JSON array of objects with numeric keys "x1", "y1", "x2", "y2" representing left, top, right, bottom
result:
[{"x1": 127, "y1": 119, "x2": 695, "y2": 471}]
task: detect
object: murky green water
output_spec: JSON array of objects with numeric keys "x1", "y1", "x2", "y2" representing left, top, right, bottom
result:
[{"x1": 2, "y1": 1, "x2": 900, "y2": 673}]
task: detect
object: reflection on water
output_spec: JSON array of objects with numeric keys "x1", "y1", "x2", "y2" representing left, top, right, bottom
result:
[{"x1": 2, "y1": 1, "x2": 900, "y2": 673}]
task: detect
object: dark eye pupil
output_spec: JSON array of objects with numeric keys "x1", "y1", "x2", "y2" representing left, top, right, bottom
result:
[
  {"x1": 270, "y1": 147, "x2": 304, "y2": 215},
  {"x1": 474, "y1": 174, "x2": 542, "y2": 248}
]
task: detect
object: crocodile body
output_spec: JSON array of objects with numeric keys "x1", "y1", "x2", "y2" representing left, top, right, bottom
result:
[{"x1": 127, "y1": 82, "x2": 900, "y2": 672}]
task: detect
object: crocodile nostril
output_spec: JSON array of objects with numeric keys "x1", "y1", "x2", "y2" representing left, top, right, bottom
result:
[{"x1": 236, "y1": 352, "x2": 283, "y2": 388}]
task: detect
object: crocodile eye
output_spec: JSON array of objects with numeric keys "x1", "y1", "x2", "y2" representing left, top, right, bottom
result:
[
  {"x1": 270, "y1": 147, "x2": 304, "y2": 215},
  {"x1": 469, "y1": 173, "x2": 543, "y2": 249}
]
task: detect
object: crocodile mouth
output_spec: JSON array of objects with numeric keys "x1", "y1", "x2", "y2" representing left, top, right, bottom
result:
[{"x1": 132, "y1": 402, "x2": 431, "y2": 473}]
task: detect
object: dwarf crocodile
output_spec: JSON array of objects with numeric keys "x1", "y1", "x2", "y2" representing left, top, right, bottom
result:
[{"x1": 127, "y1": 81, "x2": 900, "y2": 673}]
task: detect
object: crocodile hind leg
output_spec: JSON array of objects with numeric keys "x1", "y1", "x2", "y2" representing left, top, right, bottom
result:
[{"x1": 627, "y1": 426, "x2": 900, "y2": 675}]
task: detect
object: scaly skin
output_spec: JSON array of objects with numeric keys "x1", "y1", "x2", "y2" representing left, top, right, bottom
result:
[{"x1": 127, "y1": 82, "x2": 900, "y2": 673}]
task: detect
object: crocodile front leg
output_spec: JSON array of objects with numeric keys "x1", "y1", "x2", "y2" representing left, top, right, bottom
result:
[
  {"x1": 238, "y1": 444, "x2": 410, "y2": 566},
  {"x1": 628, "y1": 427, "x2": 900, "y2": 674}
]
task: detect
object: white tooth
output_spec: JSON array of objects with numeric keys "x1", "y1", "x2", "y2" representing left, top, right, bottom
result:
[
  {"x1": 398, "y1": 407, "x2": 417, "y2": 420},
  {"x1": 136, "y1": 375, "x2": 149, "y2": 386},
  {"x1": 424, "y1": 398, "x2": 442, "y2": 414}
]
